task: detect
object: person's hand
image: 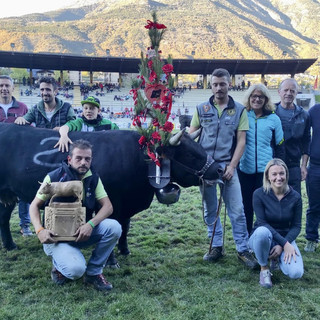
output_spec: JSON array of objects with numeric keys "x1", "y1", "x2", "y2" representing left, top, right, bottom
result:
[
  {"x1": 54, "y1": 137, "x2": 73, "y2": 152},
  {"x1": 269, "y1": 244, "x2": 283, "y2": 260},
  {"x1": 301, "y1": 165, "x2": 308, "y2": 181},
  {"x1": 222, "y1": 165, "x2": 235, "y2": 181},
  {"x1": 283, "y1": 242, "x2": 298, "y2": 264},
  {"x1": 52, "y1": 126, "x2": 60, "y2": 131},
  {"x1": 14, "y1": 117, "x2": 29, "y2": 125},
  {"x1": 37, "y1": 229, "x2": 57, "y2": 244},
  {"x1": 74, "y1": 223, "x2": 93, "y2": 242}
]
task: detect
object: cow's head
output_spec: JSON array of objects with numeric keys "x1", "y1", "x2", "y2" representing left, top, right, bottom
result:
[{"x1": 158, "y1": 130, "x2": 224, "y2": 188}]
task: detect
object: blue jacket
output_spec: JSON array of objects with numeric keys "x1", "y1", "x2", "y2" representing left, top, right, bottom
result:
[{"x1": 240, "y1": 110, "x2": 284, "y2": 174}]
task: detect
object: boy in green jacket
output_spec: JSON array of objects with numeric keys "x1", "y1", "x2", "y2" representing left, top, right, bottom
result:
[{"x1": 55, "y1": 96, "x2": 119, "y2": 152}]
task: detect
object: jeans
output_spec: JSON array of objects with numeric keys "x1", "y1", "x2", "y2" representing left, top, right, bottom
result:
[
  {"x1": 249, "y1": 226, "x2": 304, "y2": 279},
  {"x1": 306, "y1": 163, "x2": 320, "y2": 241},
  {"x1": 18, "y1": 200, "x2": 31, "y2": 227},
  {"x1": 43, "y1": 219, "x2": 122, "y2": 279},
  {"x1": 288, "y1": 166, "x2": 301, "y2": 195},
  {"x1": 201, "y1": 169, "x2": 249, "y2": 252}
]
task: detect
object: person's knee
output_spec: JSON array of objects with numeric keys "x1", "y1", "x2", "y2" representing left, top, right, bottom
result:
[
  {"x1": 63, "y1": 263, "x2": 86, "y2": 280},
  {"x1": 288, "y1": 268, "x2": 304, "y2": 279},
  {"x1": 101, "y1": 219, "x2": 122, "y2": 239},
  {"x1": 254, "y1": 226, "x2": 271, "y2": 238}
]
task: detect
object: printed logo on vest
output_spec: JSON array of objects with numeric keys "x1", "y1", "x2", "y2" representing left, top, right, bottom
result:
[
  {"x1": 203, "y1": 105, "x2": 210, "y2": 113},
  {"x1": 227, "y1": 109, "x2": 236, "y2": 116}
]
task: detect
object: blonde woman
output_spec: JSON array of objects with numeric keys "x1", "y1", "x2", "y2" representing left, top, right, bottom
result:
[
  {"x1": 249, "y1": 158, "x2": 304, "y2": 288},
  {"x1": 238, "y1": 84, "x2": 284, "y2": 234}
]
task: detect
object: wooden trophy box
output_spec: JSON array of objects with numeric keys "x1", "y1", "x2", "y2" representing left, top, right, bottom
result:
[{"x1": 44, "y1": 202, "x2": 86, "y2": 241}]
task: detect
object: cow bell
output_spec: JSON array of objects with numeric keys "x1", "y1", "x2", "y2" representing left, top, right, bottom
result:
[{"x1": 155, "y1": 183, "x2": 181, "y2": 205}]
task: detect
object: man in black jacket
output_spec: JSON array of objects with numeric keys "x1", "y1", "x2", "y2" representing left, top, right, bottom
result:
[
  {"x1": 30, "y1": 139, "x2": 122, "y2": 291},
  {"x1": 275, "y1": 78, "x2": 311, "y2": 195}
]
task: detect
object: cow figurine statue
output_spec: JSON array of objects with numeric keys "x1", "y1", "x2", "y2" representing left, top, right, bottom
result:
[
  {"x1": 38, "y1": 181, "x2": 83, "y2": 206},
  {"x1": 0, "y1": 123, "x2": 223, "y2": 254}
]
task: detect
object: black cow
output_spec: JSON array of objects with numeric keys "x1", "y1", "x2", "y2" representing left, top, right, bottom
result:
[{"x1": 0, "y1": 123, "x2": 221, "y2": 252}]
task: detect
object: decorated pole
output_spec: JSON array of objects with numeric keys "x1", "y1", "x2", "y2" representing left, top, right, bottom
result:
[{"x1": 131, "y1": 12, "x2": 175, "y2": 186}]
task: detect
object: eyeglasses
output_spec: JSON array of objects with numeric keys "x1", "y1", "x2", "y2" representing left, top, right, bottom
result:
[{"x1": 250, "y1": 95, "x2": 266, "y2": 100}]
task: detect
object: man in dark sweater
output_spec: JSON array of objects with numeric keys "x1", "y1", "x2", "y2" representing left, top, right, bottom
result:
[
  {"x1": 305, "y1": 104, "x2": 320, "y2": 252},
  {"x1": 275, "y1": 78, "x2": 311, "y2": 195}
]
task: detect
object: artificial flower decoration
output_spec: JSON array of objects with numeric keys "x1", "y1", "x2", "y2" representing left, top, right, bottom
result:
[{"x1": 132, "y1": 12, "x2": 175, "y2": 166}]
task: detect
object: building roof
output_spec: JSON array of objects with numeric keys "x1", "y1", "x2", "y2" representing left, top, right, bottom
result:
[{"x1": 0, "y1": 50, "x2": 316, "y2": 76}]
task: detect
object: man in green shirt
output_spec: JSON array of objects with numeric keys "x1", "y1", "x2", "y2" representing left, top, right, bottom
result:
[
  {"x1": 55, "y1": 96, "x2": 119, "y2": 152},
  {"x1": 189, "y1": 68, "x2": 257, "y2": 269}
]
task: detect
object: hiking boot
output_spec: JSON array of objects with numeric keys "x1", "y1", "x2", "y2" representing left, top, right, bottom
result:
[
  {"x1": 51, "y1": 267, "x2": 67, "y2": 285},
  {"x1": 304, "y1": 240, "x2": 317, "y2": 252},
  {"x1": 259, "y1": 269, "x2": 272, "y2": 288},
  {"x1": 203, "y1": 246, "x2": 223, "y2": 262},
  {"x1": 20, "y1": 225, "x2": 33, "y2": 237},
  {"x1": 270, "y1": 259, "x2": 280, "y2": 272},
  {"x1": 84, "y1": 274, "x2": 113, "y2": 291},
  {"x1": 237, "y1": 251, "x2": 259, "y2": 269}
]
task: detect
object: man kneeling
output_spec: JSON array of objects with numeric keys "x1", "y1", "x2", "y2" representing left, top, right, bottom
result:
[{"x1": 30, "y1": 139, "x2": 122, "y2": 291}]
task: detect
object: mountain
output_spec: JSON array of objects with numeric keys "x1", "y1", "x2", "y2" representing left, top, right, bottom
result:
[{"x1": 0, "y1": 0, "x2": 319, "y2": 62}]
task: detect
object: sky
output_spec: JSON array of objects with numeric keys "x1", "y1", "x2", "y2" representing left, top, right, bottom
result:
[{"x1": 0, "y1": 0, "x2": 77, "y2": 19}]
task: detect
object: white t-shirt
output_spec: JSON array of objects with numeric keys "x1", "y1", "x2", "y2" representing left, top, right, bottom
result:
[
  {"x1": 0, "y1": 101, "x2": 13, "y2": 118},
  {"x1": 45, "y1": 110, "x2": 55, "y2": 121}
]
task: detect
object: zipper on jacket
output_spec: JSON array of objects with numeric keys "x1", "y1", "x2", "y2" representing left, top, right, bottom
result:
[{"x1": 255, "y1": 118, "x2": 258, "y2": 172}]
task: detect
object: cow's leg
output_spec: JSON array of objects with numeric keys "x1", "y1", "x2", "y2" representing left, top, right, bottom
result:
[
  {"x1": 0, "y1": 203, "x2": 17, "y2": 250},
  {"x1": 118, "y1": 218, "x2": 130, "y2": 255}
]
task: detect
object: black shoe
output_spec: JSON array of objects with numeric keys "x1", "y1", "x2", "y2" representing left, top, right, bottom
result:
[
  {"x1": 237, "y1": 251, "x2": 259, "y2": 269},
  {"x1": 203, "y1": 246, "x2": 223, "y2": 261},
  {"x1": 84, "y1": 274, "x2": 113, "y2": 291},
  {"x1": 51, "y1": 267, "x2": 67, "y2": 285}
]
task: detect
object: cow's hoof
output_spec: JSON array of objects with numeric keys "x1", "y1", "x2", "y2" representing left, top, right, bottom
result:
[
  {"x1": 4, "y1": 243, "x2": 17, "y2": 251},
  {"x1": 118, "y1": 247, "x2": 130, "y2": 256}
]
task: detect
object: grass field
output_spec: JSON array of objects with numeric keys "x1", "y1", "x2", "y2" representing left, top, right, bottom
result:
[{"x1": 0, "y1": 185, "x2": 319, "y2": 320}]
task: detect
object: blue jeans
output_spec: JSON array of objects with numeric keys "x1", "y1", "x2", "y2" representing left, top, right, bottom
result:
[
  {"x1": 201, "y1": 170, "x2": 249, "y2": 252},
  {"x1": 43, "y1": 219, "x2": 122, "y2": 279},
  {"x1": 306, "y1": 163, "x2": 320, "y2": 241},
  {"x1": 18, "y1": 200, "x2": 30, "y2": 227},
  {"x1": 249, "y1": 226, "x2": 304, "y2": 279}
]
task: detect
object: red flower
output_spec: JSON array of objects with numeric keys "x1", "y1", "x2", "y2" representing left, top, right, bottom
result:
[
  {"x1": 145, "y1": 20, "x2": 167, "y2": 30},
  {"x1": 162, "y1": 121, "x2": 174, "y2": 132},
  {"x1": 137, "y1": 75, "x2": 145, "y2": 87},
  {"x1": 153, "y1": 103, "x2": 161, "y2": 110},
  {"x1": 151, "y1": 131, "x2": 162, "y2": 142},
  {"x1": 152, "y1": 118, "x2": 160, "y2": 127},
  {"x1": 161, "y1": 94, "x2": 172, "y2": 106},
  {"x1": 138, "y1": 136, "x2": 147, "y2": 146},
  {"x1": 132, "y1": 116, "x2": 141, "y2": 127},
  {"x1": 147, "y1": 60, "x2": 153, "y2": 69},
  {"x1": 162, "y1": 64, "x2": 173, "y2": 74},
  {"x1": 149, "y1": 70, "x2": 157, "y2": 83}
]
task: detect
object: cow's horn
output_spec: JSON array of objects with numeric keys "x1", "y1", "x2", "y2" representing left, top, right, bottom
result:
[
  {"x1": 169, "y1": 128, "x2": 186, "y2": 146},
  {"x1": 189, "y1": 128, "x2": 201, "y2": 140}
]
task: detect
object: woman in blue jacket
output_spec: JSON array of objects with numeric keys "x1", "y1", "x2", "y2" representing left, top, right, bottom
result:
[
  {"x1": 249, "y1": 158, "x2": 303, "y2": 288},
  {"x1": 238, "y1": 84, "x2": 284, "y2": 234}
]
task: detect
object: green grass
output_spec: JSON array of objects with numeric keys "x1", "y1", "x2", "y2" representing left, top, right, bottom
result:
[
  {"x1": 0, "y1": 185, "x2": 319, "y2": 320},
  {"x1": 315, "y1": 95, "x2": 320, "y2": 103}
]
